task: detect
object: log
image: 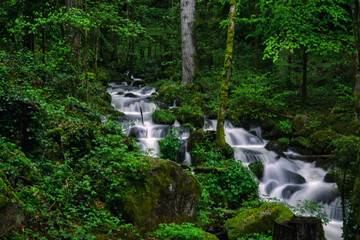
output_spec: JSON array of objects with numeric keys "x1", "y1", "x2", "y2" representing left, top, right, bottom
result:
[
  {"x1": 181, "y1": 166, "x2": 220, "y2": 174},
  {"x1": 287, "y1": 154, "x2": 331, "y2": 160}
]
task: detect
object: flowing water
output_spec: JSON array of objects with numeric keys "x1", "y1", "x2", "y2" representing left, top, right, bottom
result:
[{"x1": 108, "y1": 78, "x2": 343, "y2": 240}]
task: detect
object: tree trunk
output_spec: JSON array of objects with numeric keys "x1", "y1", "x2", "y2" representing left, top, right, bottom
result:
[
  {"x1": 353, "y1": 0, "x2": 360, "y2": 121},
  {"x1": 180, "y1": 0, "x2": 196, "y2": 85},
  {"x1": 301, "y1": 46, "x2": 308, "y2": 107},
  {"x1": 353, "y1": 159, "x2": 360, "y2": 240},
  {"x1": 216, "y1": 0, "x2": 236, "y2": 148}
]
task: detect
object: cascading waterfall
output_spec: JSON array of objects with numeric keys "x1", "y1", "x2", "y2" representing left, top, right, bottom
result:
[{"x1": 108, "y1": 78, "x2": 343, "y2": 240}]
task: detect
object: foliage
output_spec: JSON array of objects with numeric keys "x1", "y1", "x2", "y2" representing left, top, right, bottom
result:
[
  {"x1": 197, "y1": 157, "x2": 259, "y2": 209},
  {"x1": 152, "y1": 109, "x2": 175, "y2": 125},
  {"x1": 158, "y1": 128, "x2": 182, "y2": 161},
  {"x1": 149, "y1": 223, "x2": 207, "y2": 240}
]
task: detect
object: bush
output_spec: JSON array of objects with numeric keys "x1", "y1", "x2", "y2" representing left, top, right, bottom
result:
[
  {"x1": 152, "y1": 109, "x2": 176, "y2": 125},
  {"x1": 197, "y1": 159, "x2": 258, "y2": 209},
  {"x1": 158, "y1": 128, "x2": 182, "y2": 161},
  {"x1": 149, "y1": 223, "x2": 210, "y2": 240}
]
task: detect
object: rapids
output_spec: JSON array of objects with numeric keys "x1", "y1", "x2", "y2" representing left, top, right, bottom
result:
[{"x1": 108, "y1": 78, "x2": 343, "y2": 240}]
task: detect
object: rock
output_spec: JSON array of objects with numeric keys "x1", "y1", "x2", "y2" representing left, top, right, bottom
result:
[
  {"x1": 176, "y1": 105, "x2": 204, "y2": 129},
  {"x1": 292, "y1": 115, "x2": 310, "y2": 133},
  {"x1": 0, "y1": 203, "x2": 25, "y2": 237},
  {"x1": 265, "y1": 140, "x2": 287, "y2": 158},
  {"x1": 324, "y1": 170, "x2": 336, "y2": 183},
  {"x1": 281, "y1": 185, "x2": 304, "y2": 199},
  {"x1": 203, "y1": 232, "x2": 219, "y2": 240},
  {"x1": 282, "y1": 169, "x2": 306, "y2": 184},
  {"x1": 0, "y1": 172, "x2": 25, "y2": 237},
  {"x1": 248, "y1": 161, "x2": 264, "y2": 180},
  {"x1": 224, "y1": 203, "x2": 294, "y2": 240},
  {"x1": 289, "y1": 136, "x2": 313, "y2": 155},
  {"x1": 152, "y1": 109, "x2": 175, "y2": 125},
  {"x1": 124, "y1": 92, "x2": 138, "y2": 98},
  {"x1": 310, "y1": 130, "x2": 337, "y2": 154},
  {"x1": 273, "y1": 216, "x2": 325, "y2": 240},
  {"x1": 118, "y1": 158, "x2": 201, "y2": 231}
]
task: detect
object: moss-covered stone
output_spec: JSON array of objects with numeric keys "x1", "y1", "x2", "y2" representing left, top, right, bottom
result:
[
  {"x1": 0, "y1": 195, "x2": 9, "y2": 209},
  {"x1": 203, "y1": 232, "x2": 218, "y2": 240},
  {"x1": 249, "y1": 161, "x2": 264, "y2": 180},
  {"x1": 176, "y1": 105, "x2": 204, "y2": 129},
  {"x1": 152, "y1": 109, "x2": 176, "y2": 125},
  {"x1": 289, "y1": 136, "x2": 313, "y2": 155},
  {"x1": 117, "y1": 158, "x2": 201, "y2": 231},
  {"x1": 265, "y1": 140, "x2": 287, "y2": 158},
  {"x1": 310, "y1": 130, "x2": 337, "y2": 154},
  {"x1": 292, "y1": 115, "x2": 310, "y2": 134},
  {"x1": 224, "y1": 203, "x2": 294, "y2": 240},
  {"x1": 158, "y1": 84, "x2": 179, "y2": 107}
]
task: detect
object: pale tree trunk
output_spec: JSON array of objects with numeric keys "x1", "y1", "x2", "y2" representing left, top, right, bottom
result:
[
  {"x1": 181, "y1": 0, "x2": 196, "y2": 85},
  {"x1": 216, "y1": 0, "x2": 236, "y2": 148}
]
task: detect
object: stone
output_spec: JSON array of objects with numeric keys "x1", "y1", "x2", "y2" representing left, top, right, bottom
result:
[
  {"x1": 124, "y1": 92, "x2": 138, "y2": 98},
  {"x1": 0, "y1": 203, "x2": 25, "y2": 237},
  {"x1": 248, "y1": 161, "x2": 264, "y2": 180},
  {"x1": 117, "y1": 158, "x2": 201, "y2": 231},
  {"x1": 224, "y1": 203, "x2": 294, "y2": 240},
  {"x1": 292, "y1": 115, "x2": 310, "y2": 133},
  {"x1": 273, "y1": 216, "x2": 325, "y2": 240},
  {"x1": 265, "y1": 140, "x2": 287, "y2": 158}
]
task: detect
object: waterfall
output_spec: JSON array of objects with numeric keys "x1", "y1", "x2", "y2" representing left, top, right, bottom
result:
[{"x1": 108, "y1": 79, "x2": 343, "y2": 240}]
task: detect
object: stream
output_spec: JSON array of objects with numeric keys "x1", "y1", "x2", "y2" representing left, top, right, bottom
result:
[{"x1": 108, "y1": 78, "x2": 343, "y2": 240}]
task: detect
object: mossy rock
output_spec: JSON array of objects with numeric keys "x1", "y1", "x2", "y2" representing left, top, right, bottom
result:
[
  {"x1": 152, "y1": 109, "x2": 176, "y2": 125},
  {"x1": 187, "y1": 130, "x2": 217, "y2": 166},
  {"x1": 289, "y1": 136, "x2": 313, "y2": 155},
  {"x1": 310, "y1": 130, "x2": 337, "y2": 154},
  {"x1": 224, "y1": 203, "x2": 294, "y2": 240},
  {"x1": 265, "y1": 140, "x2": 287, "y2": 158},
  {"x1": 249, "y1": 161, "x2": 264, "y2": 180},
  {"x1": 158, "y1": 84, "x2": 179, "y2": 107},
  {"x1": 292, "y1": 115, "x2": 310, "y2": 134},
  {"x1": 176, "y1": 105, "x2": 204, "y2": 129},
  {"x1": 117, "y1": 158, "x2": 201, "y2": 231},
  {"x1": 203, "y1": 232, "x2": 218, "y2": 240},
  {"x1": 187, "y1": 129, "x2": 209, "y2": 152},
  {"x1": 0, "y1": 195, "x2": 9, "y2": 209}
]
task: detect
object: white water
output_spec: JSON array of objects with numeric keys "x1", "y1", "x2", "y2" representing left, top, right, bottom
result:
[{"x1": 108, "y1": 80, "x2": 343, "y2": 240}]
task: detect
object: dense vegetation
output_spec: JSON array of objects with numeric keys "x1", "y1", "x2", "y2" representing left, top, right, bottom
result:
[{"x1": 0, "y1": 0, "x2": 360, "y2": 239}]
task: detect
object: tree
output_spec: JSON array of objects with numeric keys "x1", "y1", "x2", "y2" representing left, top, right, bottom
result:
[
  {"x1": 258, "y1": 0, "x2": 350, "y2": 106},
  {"x1": 180, "y1": 0, "x2": 196, "y2": 85},
  {"x1": 216, "y1": 0, "x2": 236, "y2": 148}
]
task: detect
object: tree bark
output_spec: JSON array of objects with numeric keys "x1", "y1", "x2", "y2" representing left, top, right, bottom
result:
[
  {"x1": 216, "y1": 0, "x2": 236, "y2": 148},
  {"x1": 301, "y1": 46, "x2": 308, "y2": 107},
  {"x1": 353, "y1": 0, "x2": 360, "y2": 121},
  {"x1": 180, "y1": 0, "x2": 196, "y2": 85}
]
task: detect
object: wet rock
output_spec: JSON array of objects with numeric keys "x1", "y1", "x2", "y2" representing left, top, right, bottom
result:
[
  {"x1": 224, "y1": 203, "x2": 294, "y2": 240},
  {"x1": 265, "y1": 180, "x2": 279, "y2": 194},
  {"x1": 324, "y1": 170, "x2": 336, "y2": 183},
  {"x1": 249, "y1": 161, "x2": 264, "y2": 180},
  {"x1": 117, "y1": 158, "x2": 201, "y2": 231},
  {"x1": 282, "y1": 169, "x2": 306, "y2": 184},
  {"x1": 124, "y1": 92, "x2": 138, "y2": 98},
  {"x1": 281, "y1": 185, "x2": 304, "y2": 199},
  {"x1": 265, "y1": 140, "x2": 287, "y2": 158},
  {"x1": 273, "y1": 216, "x2": 325, "y2": 240}
]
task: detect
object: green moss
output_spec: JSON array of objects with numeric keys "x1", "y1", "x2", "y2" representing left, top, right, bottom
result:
[
  {"x1": 291, "y1": 115, "x2": 310, "y2": 134},
  {"x1": 152, "y1": 109, "x2": 176, "y2": 125},
  {"x1": 176, "y1": 105, "x2": 204, "y2": 128},
  {"x1": 310, "y1": 130, "x2": 337, "y2": 154},
  {"x1": 203, "y1": 232, "x2": 218, "y2": 240},
  {"x1": 119, "y1": 158, "x2": 201, "y2": 231},
  {"x1": 0, "y1": 195, "x2": 9, "y2": 209},
  {"x1": 224, "y1": 203, "x2": 294, "y2": 240}
]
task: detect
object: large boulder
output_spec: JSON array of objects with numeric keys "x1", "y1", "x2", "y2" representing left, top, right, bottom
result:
[
  {"x1": 224, "y1": 203, "x2": 294, "y2": 240},
  {"x1": 0, "y1": 172, "x2": 25, "y2": 237},
  {"x1": 273, "y1": 216, "x2": 325, "y2": 240},
  {"x1": 118, "y1": 158, "x2": 201, "y2": 231},
  {"x1": 292, "y1": 115, "x2": 310, "y2": 134},
  {"x1": 310, "y1": 130, "x2": 337, "y2": 154}
]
